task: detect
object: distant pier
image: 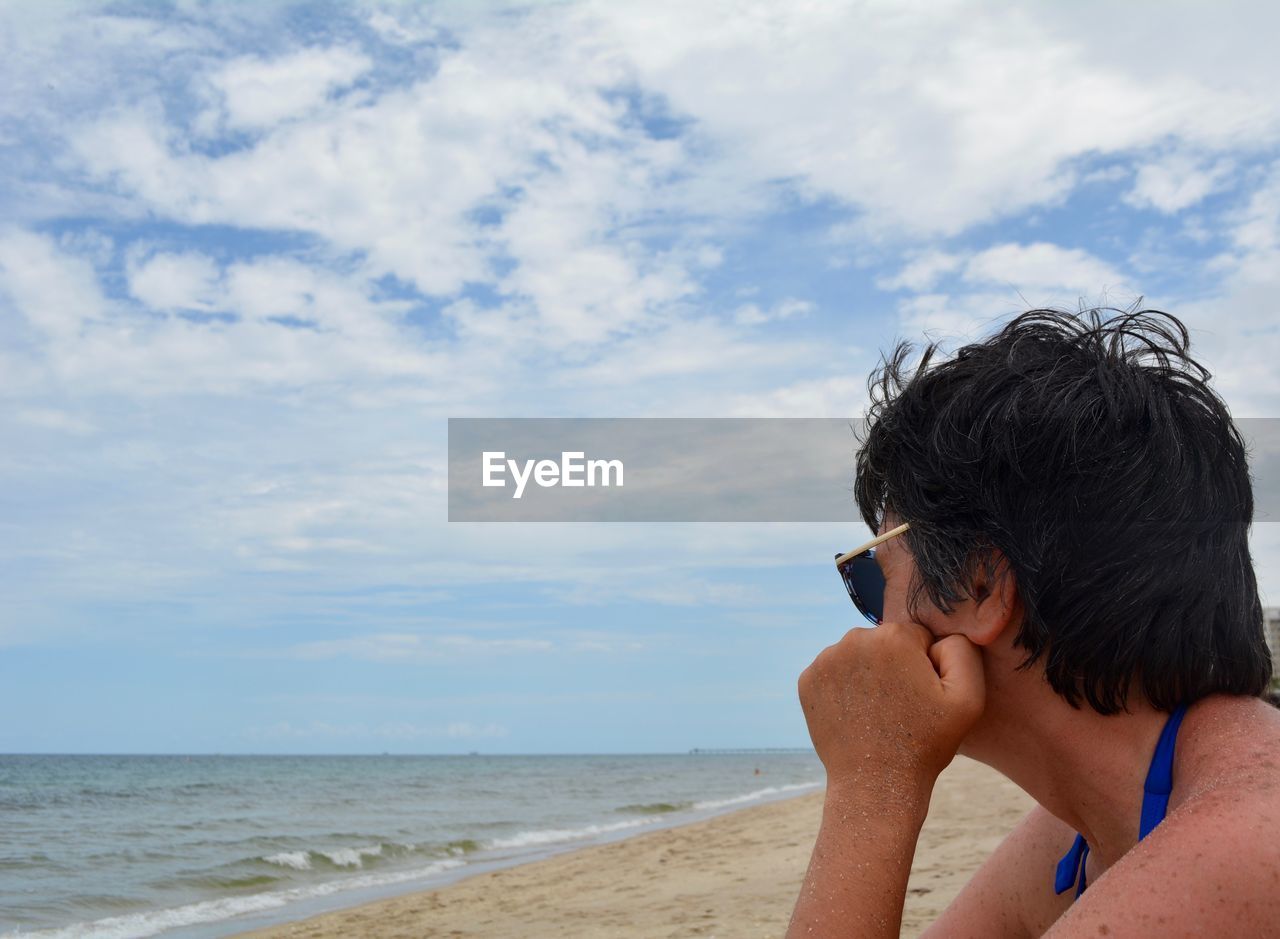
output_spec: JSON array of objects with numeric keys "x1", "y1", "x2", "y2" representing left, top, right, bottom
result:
[{"x1": 687, "y1": 747, "x2": 814, "y2": 755}]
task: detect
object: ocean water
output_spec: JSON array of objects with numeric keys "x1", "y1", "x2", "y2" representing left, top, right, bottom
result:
[{"x1": 0, "y1": 752, "x2": 822, "y2": 938}]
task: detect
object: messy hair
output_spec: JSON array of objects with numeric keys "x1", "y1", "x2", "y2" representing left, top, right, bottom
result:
[{"x1": 854, "y1": 308, "x2": 1270, "y2": 714}]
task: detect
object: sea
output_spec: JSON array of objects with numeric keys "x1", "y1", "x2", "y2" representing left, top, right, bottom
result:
[{"x1": 0, "y1": 751, "x2": 822, "y2": 938}]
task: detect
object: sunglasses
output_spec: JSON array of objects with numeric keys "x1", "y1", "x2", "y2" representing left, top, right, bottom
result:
[{"x1": 834, "y1": 522, "x2": 910, "y2": 625}]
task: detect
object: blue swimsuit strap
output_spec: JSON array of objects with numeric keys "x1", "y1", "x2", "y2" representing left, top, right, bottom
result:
[
  {"x1": 1054, "y1": 833, "x2": 1090, "y2": 898},
  {"x1": 1053, "y1": 702, "x2": 1189, "y2": 899},
  {"x1": 1139, "y1": 702, "x2": 1188, "y2": 839}
]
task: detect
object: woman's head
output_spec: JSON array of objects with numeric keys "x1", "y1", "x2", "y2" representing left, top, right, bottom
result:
[{"x1": 855, "y1": 308, "x2": 1270, "y2": 713}]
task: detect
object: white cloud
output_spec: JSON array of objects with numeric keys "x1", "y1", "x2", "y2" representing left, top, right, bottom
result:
[
  {"x1": 877, "y1": 251, "x2": 964, "y2": 292},
  {"x1": 0, "y1": 226, "x2": 469, "y2": 399},
  {"x1": 221, "y1": 256, "x2": 419, "y2": 343},
  {"x1": 895, "y1": 290, "x2": 1027, "y2": 342},
  {"x1": 961, "y1": 242, "x2": 1131, "y2": 298},
  {"x1": 557, "y1": 317, "x2": 821, "y2": 391},
  {"x1": 286, "y1": 632, "x2": 554, "y2": 664},
  {"x1": 725, "y1": 374, "x2": 868, "y2": 418},
  {"x1": 1125, "y1": 152, "x2": 1235, "y2": 213},
  {"x1": 128, "y1": 250, "x2": 221, "y2": 311},
  {"x1": 1080, "y1": 165, "x2": 1130, "y2": 186},
  {"x1": 243, "y1": 719, "x2": 508, "y2": 740},
  {"x1": 16, "y1": 407, "x2": 95, "y2": 434},
  {"x1": 1172, "y1": 160, "x2": 1280, "y2": 417},
  {"x1": 207, "y1": 46, "x2": 371, "y2": 131},
  {"x1": 732, "y1": 297, "x2": 814, "y2": 326},
  {"x1": 47, "y1": 3, "x2": 1280, "y2": 363},
  {"x1": 444, "y1": 721, "x2": 509, "y2": 739},
  {"x1": 585, "y1": 0, "x2": 1277, "y2": 236},
  {"x1": 1223, "y1": 161, "x2": 1280, "y2": 270},
  {"x1": 496, "y1": 141, "x2": 701, "y2": 343},
  {"x1": 548, "y1": 577, "x2": 764, "y2": 607},
  {"x1": 68, "y1": 18, "x2": 714, "y2": 351},
  {"x1": 0, "y1": 229, "x2": 107, "y2": 343},
  {"x1": 367, "y1": 9, "x2": 442, "y2": 46},
  {"x1": 878, "y1": 243, "x2": 1135, "y2": 345}
]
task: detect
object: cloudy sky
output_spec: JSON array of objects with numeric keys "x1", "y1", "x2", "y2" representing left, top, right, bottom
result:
[{"x1": 3, "y1": 0, "x2": 1280, "y2": 753}]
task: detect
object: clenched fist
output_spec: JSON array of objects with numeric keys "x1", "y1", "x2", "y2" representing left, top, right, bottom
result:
[{"x1": 798, "y1": 620, "x2": 985, "y2": 792}]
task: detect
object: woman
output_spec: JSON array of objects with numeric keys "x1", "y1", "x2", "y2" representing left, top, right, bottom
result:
[{"x1": 788, "y1": 309, "x2": 1280, "y2": 937}]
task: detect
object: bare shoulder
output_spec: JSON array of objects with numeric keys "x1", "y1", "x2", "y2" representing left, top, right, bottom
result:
[
  {"x1": 1043, "y1": 785, "x2": 1280, "y2": 937},
  {"x1": 1045, "y1": 698, "x2": 1280, "y2": 938},
  {"x1": 923, "y1": 805, "x2": 1079, "y2": 938},
  {"x1": 930, "y1": 699, "x2": 1280, "y2": 938}
]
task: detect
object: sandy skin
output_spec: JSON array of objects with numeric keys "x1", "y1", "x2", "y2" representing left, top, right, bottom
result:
[{"x1": 236, "y1": 756, "x2": 1031, "y2": 939}]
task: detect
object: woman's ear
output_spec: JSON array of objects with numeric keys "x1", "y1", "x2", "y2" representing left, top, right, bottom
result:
[{"x1": 956, "y1": 551, "x2": 1020, "y2": 648}]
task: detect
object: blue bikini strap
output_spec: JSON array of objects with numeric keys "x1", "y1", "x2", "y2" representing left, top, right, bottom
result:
[
  {"x1": 1139, "y1": 702, "x2": 1188, "y2": 840},
  {"x1": 1054, "y1": 832, "x2": 1090, "y2": 897},
  {"x1": 1053, "y1": 702, "x2": 1189, "y2": 898}
]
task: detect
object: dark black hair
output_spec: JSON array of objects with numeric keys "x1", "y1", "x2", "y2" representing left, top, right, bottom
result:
[{"x1": 854, "y1": 308, "x2": 1270, "y2": 714}]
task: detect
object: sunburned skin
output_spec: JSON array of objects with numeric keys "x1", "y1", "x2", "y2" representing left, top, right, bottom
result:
[{"x1": 924, "y1": 694, "x2": 1280, "y2": 938}]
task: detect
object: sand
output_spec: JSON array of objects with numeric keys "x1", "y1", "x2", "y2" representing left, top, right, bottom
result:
[{"x1": 239, "y1": 756, "x2": 1034, "y2": 939}]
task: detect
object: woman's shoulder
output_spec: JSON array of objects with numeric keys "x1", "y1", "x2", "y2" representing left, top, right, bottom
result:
[
  {"x1": 1177, "y1": 694, "x2": 1280, "y2": 802},
  {"x1": 1040, "y1": 696, "x2": 1280, "y2": 936}
]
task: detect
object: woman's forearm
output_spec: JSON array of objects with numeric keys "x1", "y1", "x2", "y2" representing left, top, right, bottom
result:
[{"x1": 786, "y1": 780, "x2": 933, "y2": 939}]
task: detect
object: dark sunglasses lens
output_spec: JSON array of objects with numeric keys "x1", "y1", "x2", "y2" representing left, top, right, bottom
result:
[{"x1": 838, "y1": 553, "x2": 885, "y2": 625}]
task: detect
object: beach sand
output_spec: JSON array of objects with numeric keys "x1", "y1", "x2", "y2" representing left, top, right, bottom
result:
[{"x1": 240, "y1": 756, "x2": 1034, "y2": 939}]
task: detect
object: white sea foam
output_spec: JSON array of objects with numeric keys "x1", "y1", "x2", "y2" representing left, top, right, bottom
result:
[
  {"x1": 263, "y1": 851, "x2": 311, "y2": 870},
  {"x1": 693, "y1": 780, "x2": 822, "y2": 811},
  {"x1": 487, "y1": 779, "x2": 823, "y2": 852},
  {"x1": 4, "y1": 859, "x2": 465, "y2": 939},
  {"x1": 487, "y1": 816, "x2": 656, "y2": 850},
  {"x1": 263, "y1": 843, "x2": 386, "y2": 871},
  {"x1": 320, "y1": 844, "x2": 383, "y2": 868}
]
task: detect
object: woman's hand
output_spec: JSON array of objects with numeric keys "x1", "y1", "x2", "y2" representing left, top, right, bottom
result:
[{"x1": 798, "y1": 620, "x2": 985, "y2": 794}]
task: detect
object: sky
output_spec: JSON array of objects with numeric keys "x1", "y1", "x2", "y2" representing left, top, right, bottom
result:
[{"x1": 3, "y1": 0, "x2": 1280, "y2": 753}]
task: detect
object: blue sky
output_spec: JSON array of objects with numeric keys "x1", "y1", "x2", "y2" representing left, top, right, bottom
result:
[{"x1": 3, "y1": 1, "x2": 1280, "y2": 753}]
